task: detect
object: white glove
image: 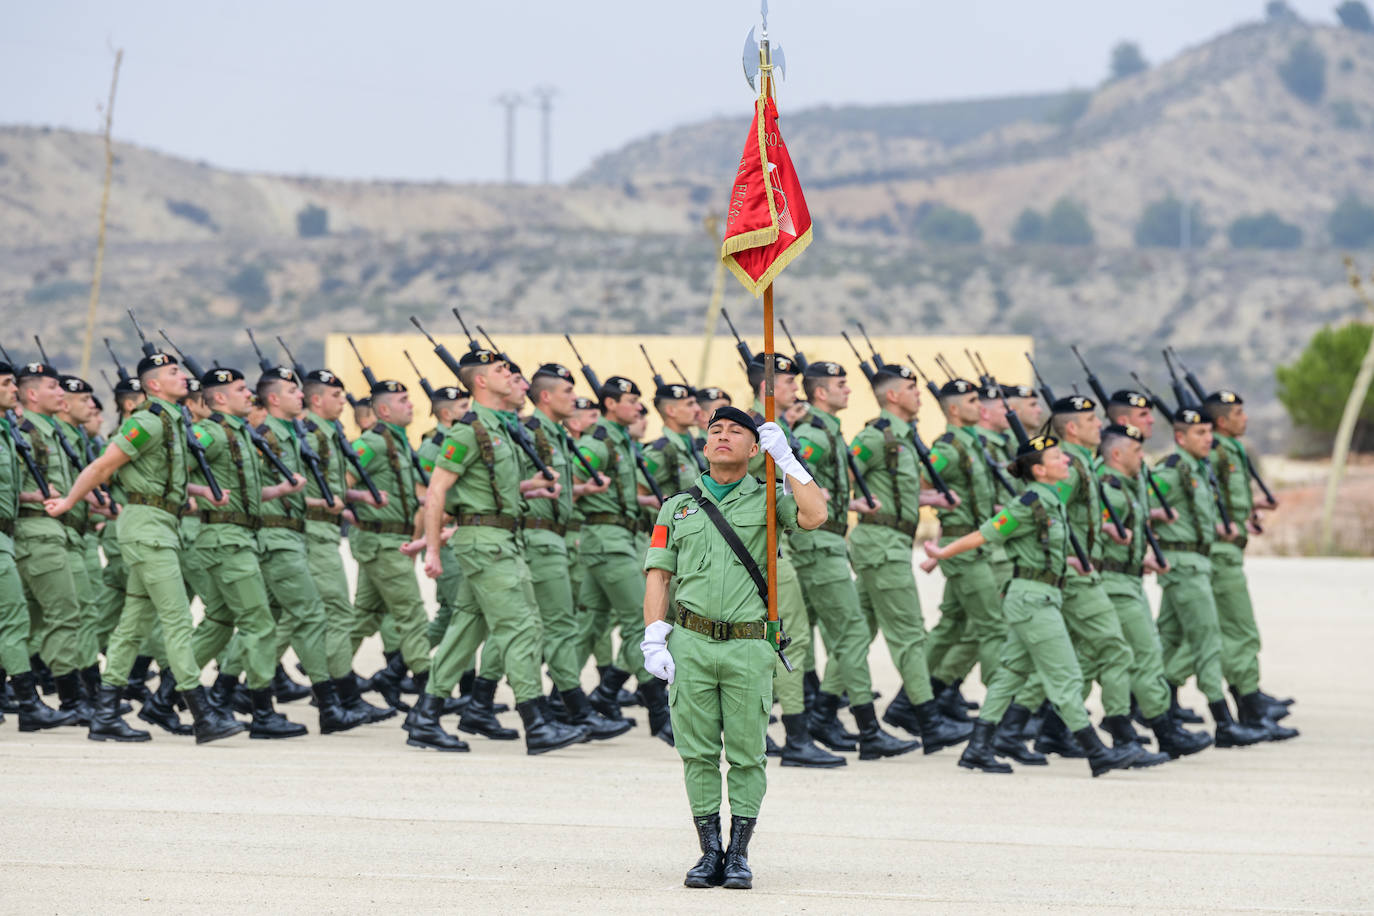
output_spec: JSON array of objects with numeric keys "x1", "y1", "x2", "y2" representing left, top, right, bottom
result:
[
  {"x1": 640, "y1": 620, "x2": 675, "y2": 684},
  {"x1": 757, "y1": 421, "x2": 813, "y2": 488}
]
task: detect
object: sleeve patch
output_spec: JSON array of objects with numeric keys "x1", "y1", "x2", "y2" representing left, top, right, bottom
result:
[
  {"x1": 353, "y1": 438, "x2": 376, "y2": 469},
  {"x1": 851, "y1": 441, "x2": 872, "y2": 463},
  {"x1": 798, "y1": 442, "x2": 818, "y2": 461},
  {"x1": 991, "y1": 510, "x2": 1019, "y2": 534},
  {"x1": 578, "y1": 446, "x2": 602, "y2": 471},
  {"x1": 441, "y1": 439, "x2": 467, "y2": 465},
  {"x1": 928, "y1": 451, "x2": 949, "y2": 474},
  {"x1": 650, "y1": 524, "x2": 669, "y2": 549},
  {"x1": 120, "y1": 419, "x2": 150, "y2": 449}
]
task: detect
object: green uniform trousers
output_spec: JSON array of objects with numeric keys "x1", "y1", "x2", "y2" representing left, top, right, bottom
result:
[
  {"x1": 1057, "y1": 578, "x2": 1133, "y2": 717},
  {"x1": 349, "y1": 532, "x2": 430, "y2": 674},
  {"x1": 307, "y1": 536, "x2": 364, "y2": 678},
  {"x1": 1156, "y1": 556, "x2": 1225, "y2": 703},
  {"x1": 853, "y1": 543, "x2": 936, "y2": 705},
  {"x1": 188, "y1": 542, "x2": 278, "y2": 690},
  {"x1": 1210, "y1": 545, "x2": 1262, "y2": 696},
  {"x1": 427, "y1": 538, "x2": 542, "y2": 703},
  {"x1": 427, "y1": 542, "x2": 464, "y2": 647},
  {"x1": 0, "y1": 552, "x2": 32, "y2": 674},
  {"x1": 668, "y1": 627, "x2": 775, "y2": 818},
  {"x1": 260, "y1": 540, "x2": 333, "y2": 682},
  {"x1": 92, "y1": 534, "x2": 128, "y2": 656},
  {"x1": 101, "y1": 539, "x2": 200, "y2": 689},
  {"x1": 1102, "y1": 574, "x2": 1172, "y2": 720},
  {"x1": 76, "y1": 530, "x2": 105, "y2": 666},
  {"x1": 771, "y1": 551, "x2": 809, "y2": 716},
  {"x1": 526, "y1": 537, "x2": 582, "y2": 691},
  {"x1": 977, "y1": 582, "x2": 1090, "y2": 732},
  {"x1": 791, "y1": 535, "x2": 874, "y2": 706},
  {"x1": 577, "y1": 541, "x2": 649, "y2": 681},
  {"x1": 926, "y1": 559, "x2": 1004, "y2": 688},
  {"x1": 15, "y1": 527, "x2": 83, "y2": 677}
]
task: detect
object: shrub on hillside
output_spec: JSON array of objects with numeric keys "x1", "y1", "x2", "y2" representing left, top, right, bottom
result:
[
  {"x1": 915, "y1": 204, "x2": 982, "y2": 245},
  {"x1": 1329, "y1": 195, "x2": 1374, "y2": 247},
  {"x1": 1276, "y1": 322, "x2": 1374, "y2": 450},
  {"x1": 1011, "y1": 208, "x2": 1045, "y2": 243},
  {"x1": 1044, "y1": 198, "x2": 1094, "y2": 245},
  {"x1": 297, "y1": 204, "x2": 329, "y2": 238},
  {"x1": 1109, "y1": 42, "x2": 1148, "y2": 81},
  {"x1": 1336, "y1": 1, "x2": 1373, "y2": 31},
  {"x1": 1134, "y1": 196, "x2": 1213, "y2": 248},
  {"x1": 227, "y1": 265, "x2": 271, "y2": 309},
  {"x1": 1278, "y1": 40, "x2": 1327, "y2": 104},
  {"x1": 1227, "y1": 211, "x2": 1303, "y2": 249}
]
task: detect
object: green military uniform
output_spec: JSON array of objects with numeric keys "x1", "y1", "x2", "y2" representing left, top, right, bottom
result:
[
  {"x1": 100, "y1": 395, "x2": 202, "y2": 690},
  {"x1": 848, "y1": 409, "x2": 938, "y2": 705},
  {"x1": 0, "y1": 413, "x2": 31, "y2": 679},
  {"x1": 978, "y1": 425, "x2": 1016, "y2": 590},
  {"x1": 925, "y1": 423, "x2": 1003, "y2": 687},
  {"x1": 348, "y1": 420, "x2": 430, "y2": 676},
  {"x1": 646, "y1": 473, "x2": 798, "y2": 818},
  {"x1": 1098, "y1": 463, "x2": 1172, "y2": 720},
  {"x1": 90, "y1": 453, "x2": 133, "y2": 658},
  {"x1": 65, "y1": 423, "x2": 109, "y2": 668},
  {"x1": 1150, "y1": 446, "x2": 1226, "y2": 703},
  {"x1": 416, "y1": 420, "x2": 465, "y2": 646},
  {"x1": 301, "y1": 409, "x2": 363, "y2": 676},
  {"x1": 184, "y1": 411, "x2": 278, "y2": 690},
  {"x1": 424, "y1": 404, "x2": 543, "y2": 702},
  {"x1": 644, "y1": 428, "x2": 701, "y2": 499},
  {"x1": 791, "y1": 407, "x2": 875, "y2": 705},
  {"x1": 13, "y1": 410, "x2": 84, "y2": 679},
  {"x1": 1210, "y1": 434, "x2": 1263, "y2": 696},
  {"x1": 971, "y1": 482, "x2": 1090, "y2": 732}
]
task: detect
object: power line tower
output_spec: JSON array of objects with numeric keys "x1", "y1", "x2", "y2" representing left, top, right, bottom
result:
[
  {"x1": 531, "y1": 85, "x2": 557, "y2": 184},
  {"x1": 495, "y1": 92, "x2": 523, "y2": 184}
]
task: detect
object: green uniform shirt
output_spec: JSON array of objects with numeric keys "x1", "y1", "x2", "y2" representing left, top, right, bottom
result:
[
  {"x1": 351, "y1": 421, "x2": 421, "y2": 529},
  {"x1": 113, "y1": 396, "x2": 188, "y2": 547},
  {"x1": 190, "y1": 412, "x2": 267, "y2": 550},
  {"x1": 645, "y1": 472, "x2": 799, "y2": 623},
  {"x1": 1098, "y1": 463, "x2": 1149, "y2": 576},
  {"x1": 978, "y1": 480, "x2": 1068, "y2": 577},
  {"x1": 929, "y1": 425, "x2": 996, "y2": 567},
  {"x1": 574, "y1": 417, "x2": 640, "y2": 553},
  {"x1": 643, "y1": 428, "x2": 699, "y2": 499},
  {"x1": 14, "y1": 412, "x2": 73, "y2": 539},
  {"x1": 1061, "y1": 440, "x2": 1105, "y2": 569},
  {"x1": 746, "y1": 398, "x2": 802, "y2": 481},
  {"x1": 256, "y1": 414, "x2": 306, "y2": 549},
  {"x1": 1212, "y1": 435, "x2": 1254, "y2": 553},
  {"x1": 53, "y1": 417, "x2": 91, "y2": 534},
  {"x1": 1150, "y1": 446, "x2": 1217, "y2": 560},
  {"x1": 790, "y1": 407, "x2": 848, "y2": 549},
  {"x1": 521, "y1": 409, "x2": 576, "y2": 545},
  {"x1": 435, "y1": 404, "x2": 524, "y2": 547},
  {"x1": 848, "y1": 409, "x2": 923, "y2": 530},
  {"x1": 301, "y1": 410, "x2": 349, "y2": 542},
  {"x1": 0, "y1": 414, "x2": 21, "y2": 556}
]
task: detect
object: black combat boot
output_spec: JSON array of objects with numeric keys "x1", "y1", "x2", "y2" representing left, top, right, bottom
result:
[
  {"x1": 853, "y1": 702, "x2": 920, "y2": 760},
  {"x1": 334, "y1": 675, "x2": 395, "y2": 723},
  {"x1": 684, "y1": 813, "x2": 726, "y2": 887},
  {"x1": 181, "y1": 686, "x2": 246, "y2": 744},
  {"x1": 992, "y1": 704, "x2": 1047, "y2": 765},
  {"x1": 780, "y1": 712, "x2": 846, "y2": 768},
  {"x1": 314, "y1": 680, "x2": 367, "y2": 734},
  {"x1": 88, "y1": 683, "x2": 151, "y2": 742},
  {"x1": 1233, "y1": 684, "x2": 1290, "y2": 721},
  {"x1": 12, "y1": 671, "x2": 77, "y2": 731},
  {"x1": 587, "y1": 666, "x2": 637, "y2": 725},
  {"x1": 765, "y1": 733, "x2": 782, "y2": 756},
  {"x1": 914, "y1": 698, "x2": 974, "y2": 754},
  {"x1": 1257, "y1": 687, "x2": 1294, "y2": 708},
  {"x1": 0, "y1": 668, "x2": 14, "y2": 714},
  {"x1": 548, "y1": 686, "x2": 570, "y2": 723},
  {"x1": 249, "y1": 688, "x2": 308, "y2": 739},
  {"x1": 1235, "y1": 688, "x2": 1298, "y2": 738},
  {"x1": 950, "y1": 678, "x2": 978, "y2": 710},
  {"x1": 1209, "y1": 698, "x2": 1273, "y2": 748},
  {"x1": 139, "y1": 671, "x2": 193, "y2": 735},
  {"x1": 958, "y1": 719, "x2": 1013, "y2": 773},
  {"x1": 1169, "y1": 684, "x2": 1204, "y2": 724},
  {"x1": 1075, "y1": 725, "x2": 1150, "y2": 777},
  {"x1": 882, "y1": 686, "x2": 920, "y2": 735},
  {"x1": 207, "y1": 672, "x2": 243, "y2": 718},
  {"x1": 637, "y1": 679, "x2": 674, "y2": 746},
  {"x1": 458, "y1": 676, "x2": 519, "y2": 740},
  {"x1": 802, "y1": 669, "x2": 820, "y2": 711},
  {"x1": 1033, "y1": 705, "x2": 1087, "y2": 758},
  {"x1": 1146, "y1": 713, "x2": 1213, "y2": 758},
  {"x1": 517, "y1": 696, "x2": 585, "y2": 755},
  {"x1": 54, "y1": 670, "x2": 92, "y2": 725},
  {"x1": 722, "y1": 815, "x2": 757, "y2": 890},
  {"x1": 404, "y1": 693, "x2": 470, "y2": 752},
  {"x1": 1101, "y1": 715, "x2": 1170, "y2": 767},
  {"x1": 561, "y1": 687, "x2": 633, "y2": 741},
  {"x1": 83, "y1": 665, "x2": 131, "y2": 716},
  {"x1": 369, "y1": 652, "x2": 411, "y2": 712},
  {"x1": 31, "y1": 654, "x2": 55, "y2": 694},
  {"x1": 807, "y1": 691, "x2": 858, "y2": 752},
  {"x1": 122, "y1": 655, "x2": 155, "y2": 704},
  {"x1": 271, "y1": 663, "x2": 311, "y2": 704},
  {"x1": 932, "y1": 677, "x2": 971, "y2": 722},
  {"x1": 1104, "y1": 708, "x2": 1152, "y2": 746}
]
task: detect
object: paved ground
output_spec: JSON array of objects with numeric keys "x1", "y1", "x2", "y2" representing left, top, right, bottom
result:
[{"x1": 2, "y1": 557, "x2": 1371, "y2": 913}]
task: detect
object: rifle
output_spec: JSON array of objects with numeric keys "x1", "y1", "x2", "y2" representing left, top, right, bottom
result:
[
  {"x1": 778, "y1": 318, "x2": 807, "y2": 370},
  {"x1": 1128, "y1": 372, "x2": 1183, "y2": 522},
  {"x1": 451, "y1": 308, "x2": 482, "y2": 351},
  {"x1": 841, "y1": 332, "x2": 874, "y2": 381},
  {"x1": 79, "y1": 426, "x2": 119, "y2": 514},
  {"x1": 292, "y1": 417, "x2": 336, "y2": 506},
  {"x1": 1026, "y1": 352, "x2": 1057, "y2": 405},
  {"x1": 128, "y1": 310, "x2": 156, "y2": 358},
  {"x1": 276, "y1": 336, "x2": 308, "y2": 382},
  {"x1": 410, "y1": 317, "x2": 465, "y2": 380},
  {"x1": 966, "y1": 348, "x2": 993, "y2": 389},
  {"x1": 855, "y1": 321, "x2": 885, "y2": 369},
  {"x1": 246, "y1": 421, "x2": 297, "y2": 483},
  {"x1": 403, "y1": 350, "x2": 436, "y2": 403},
  {"x1": 1162, "y1": 348, "x2": 1198, "y2": 411},
  {"x1": 632, "y1": 440, "x2": 665, "y2": 505},
  {"x1": 899, "y1": 355, "x2": 955, "y2": 505},
  {"x1": 104, "y1": 339, "x2": 131, "y2": 382},
  {"x1": 336, "y1": 417, "x2": 382, "y2": 505},
  {"x1": 1168, "y1": 346, "x2": 1207, "y2": 402},
  {"x1": 641, "y1": 347, "x2": 705, "y2": 473},
  {"x1": 6, "y1": 409, "x2": 51, "y2": 499},
  {"x1": 1070, "y1": 344, "x2": 1111, "y2": 409},
  {"x1": 720, "y1": 309, "x2": 756, "y2": 372},
  {"x1": 910, "y1": 358, "x2": 943, "y2": 403},
  {"x1": 347, "y1": 336, "x2": 379, "y2": 390},
  {"x1": 181, "y1": 404, "x2": 223, "y2": 503},
  {"x1": 564, "y1": 334, "x2": 602, "y2": 395},
  {"x1": 245, "y1": 328, "x2": 275, "y2": 376},
  {"x1": 1169, "y1": 347, "x2": 1276, "y2": 506},
  {"x1": 1068, "y1": 529, "x2": 1094, "y2": 575},
  {"x1": 157, "y1": 330, "x2": 206, "y2": 380},
  {"x1": 35, "y1": 334, "x2": 107, "y2": 508},
  {"x1": 346, "y1": 335, "x2": 423, "y2": 489},
  {"x1": 504, "y1": 416, "x2": 556, "y2": 482},
  {"x1": 639, "y1": 344, "x2": 668, "y2": 390},
  {"x1": 668, "y1": 359, "x2": 692, "y2": 387}
]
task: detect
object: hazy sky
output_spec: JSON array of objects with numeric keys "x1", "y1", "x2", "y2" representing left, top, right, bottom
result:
[{"x1": 2, "y1": 1, "x2": 1342, "y2": 183}]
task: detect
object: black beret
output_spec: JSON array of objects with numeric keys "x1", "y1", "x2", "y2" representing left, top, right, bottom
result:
[
  {"x1": 1108, "y1": 389, "x2": 1151, "y2": 409},
  {"x1": 59, "y1": 375, "x2": 93, "y2": 394},
  {"x1": 135, "y1": 352, "x2": 177, "y2": 375},
  {"x1": 91, "y1": 396, "x2": 104, "y2": 412},
  {"x1": 750, "y1": 352, "x2": 799, "y2": 375},
  {"x1": 458, "y1": 348, "x2": 499, "y2": 368},
  {"x1": 938, "y1": 378, "x2": 976, "y2": 397},
  {"x1": 201, "y1": 367, "x2": 245, "y2": 388},
  {"x1": 802, "y1": 360, "x2": 845, "y2": 379},
  {"x1": 258, "y1": 367, "x2": 298, "y2": 386},
  {"x1": 0, "y1": 362, "x2": 12, "y2": 376},
  {"x1": 706, "y1": 405, "x2": 759, "y2": 441},
  {"x1": 695, "y1": 386, "x2": 729, "y2": 403},
  {"x1": 978, "y1": 384, "x2": 1002, "y2": 401},
  {"x1": 1051, "y1": 395, "x2": 1097, "y2": 415},
  {"x1": 1173, "y1": 407, "x2": 1206, "y2": 425},
  {"x1": 431, "y1": 386, "x2": 467, "y2": 402},
  {"x1": 354, "y1": 397, "x2": 373, "y2": 409},
  {"x1": 600, "y1": 376, "x2": 641, "y2": 399},
  {"x1": 1204, "y1": 390, "x2": 1243, "y2": 406},
  {"x1": 370, "y1": 380, "x2": 406, "y2": 396},
  {"x1": 305, "y1": 369, "x2": 345, "y2": 389},
  {"x1": 1017, "y1": 434, "x2": 1060, "y2": 458},
  {"x1": 873, "y1": 363, "x2": 916, "y2": 384},
  {"x1": 532, "y1": 363, "x2": 575, "y2": 383},
  {"x1": 185, "y1": 377, "x2": 203, "y2": 394},
  {"x1": 1103, "y1": 423, "x2": 1146, "y2": 443},
  {"x1": 1002, "y1": 383, "x2": 1035, "y2": 399},
  {"x1": 17, "y1": 361, "x2": 61, "y2": 380},
  {"x1": 654, "y1": 383, "x2": 694, "y2": 402},
  {"x1": 573, "y1": 396, "x2": 595, "y2": 410},
  {"x1": 115, "y1": 377, "x2": 142, "y2": 395}
]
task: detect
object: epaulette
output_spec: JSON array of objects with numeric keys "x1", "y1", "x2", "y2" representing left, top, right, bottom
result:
[
  {"x1": 303, "y1": 419, "x2": 319, "y2": 433},
  {"x1": 808, "y1": 415, "x2": 825, "y2": 429},
  {"x1": 937, "y1": 432, "x2": 956, "y2": 444},
  {"x1": 457, "y1": 411, "x2": 478, "y2": 425},
  {"x1": 873, "y1": 418, "x2": 891, "y2": 431},
  {"x1": 1018, "y1": 491, "x2": 1039, "y2": 506},
  {"x1": 430, "y1": 431, "x2": 445, "y2": 446},
  {"x1": 255, "y1": 423, "x2": 270, "y2": 436},
  {"x1": 19, "y1": 419, "x2": 34, "y2": 433},
  {"x1": 651, "y1": 436, "x2": 668, "y2": 449},
  {"x1": 1162, "y1": 454, "x2": 1181, "y2": 468},
  {"x1": 749, "y1": 411, "x2": 765, "y2": 423},
  {"x1": 148, "y1": 402, "x2": 165, "y2": 416},
  {"x1": 592, "y1": 426, "x2": 609, "y2": 441},
  {"x1": 523, "y1": 416, "x2": 540, "y2": 431},
  {"x1": 209, "y1": 412, "x2": 225, "y2": 422},
  {"x1": 1102, "y1": 475, "x2": 1124, "y2": 490}
]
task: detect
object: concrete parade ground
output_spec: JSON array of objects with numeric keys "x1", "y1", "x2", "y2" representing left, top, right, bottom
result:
[{"x1": 1, "y1": 556, "x2": 1370, "y2": 914}]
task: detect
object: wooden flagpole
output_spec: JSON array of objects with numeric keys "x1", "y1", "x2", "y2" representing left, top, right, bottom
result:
[{"x1": 761, "y1": 61, "x2": 779, "y2": 640}]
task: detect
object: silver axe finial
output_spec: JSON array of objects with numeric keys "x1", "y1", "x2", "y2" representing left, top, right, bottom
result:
[{"x1": 742, "y1": 0, "x2": 785, "y2": 91}]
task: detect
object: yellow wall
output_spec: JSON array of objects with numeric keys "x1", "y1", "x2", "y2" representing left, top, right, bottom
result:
[{"x1": 325, "y1": 332, "x2": 1034, "y2": 444}]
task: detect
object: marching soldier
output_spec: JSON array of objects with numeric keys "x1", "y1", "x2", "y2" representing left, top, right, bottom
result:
[
  {"x1": 56, "y1": 376, "x2": 109, "y2": 692},
  {"x1": 415, "y1": 385, "x2": 470, "y2": 648},
  {"x1": 792, "y1": 359, "x2": 917, "y2": 759},
  {"x1": 95, "y1": 378, "x2": 149, "y2": 700},
  {"x1": 847, "y1": 362, "x2": 972, "y2": 753},
  {"x1": 1202, "y1": 390, "x2": 1297, "y2": 737},
  {"x1": 643, "y1": 381, "x2": 702, "y2": 499},
  {"x1": 642, "y1": 406, "x2": 827, "y2": 889}
]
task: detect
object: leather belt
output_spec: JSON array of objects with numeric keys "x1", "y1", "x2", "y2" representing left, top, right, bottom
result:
[
  {"x1": 674, "y1": 604, "x2": 766, "y2": 641},
  {"x1": 456, "y1": 513, "x2": 521, "y2": 532},
  {"x1": 259, "y1": 516, "x2": 304, "y2": 533},
  {"x1": 1099, "y1": 558, "x2": 1143, "y2": 577},
  {"x1": 817, "y1": 517, "x2": 848, "y2": 536},
  {"x1": 124, "y1": 492, "x2": 185, "y2": 516},
  {"x1": 523, "y1": 517, "x2": 566, "y2": 536},
  {"x1": 564, "y1": 520, "x2": 582, "y2": 533},
  {"x1": 0, "y1": 517, "x2": 11, "y2": 536},
  {"x1": 200, "y1": 510, "x2": 261, "y2": 530},
  {"x1": 304, "y1": 508, "x2": 343, "y2": 526},
  {"x1": 941, "y1": 523, "x2": 977, "y2": 538},
  {"x1": 352, "y1": 519, "x2": 411, "y2": 536},
  {"x1": 858, "y1": 513, "x2": 918, "y2": 538},
  {"x1": 1012, "y1": 565, "x2": 1064, "y2": 589},
  {"x1": 19, "y1": 507, "x2": 85, "y2": 535},
  {"x1": 583, "y1": 512, "x2": 637, "y2": 531},
  {"x1": 1159, "y1": 540, "x2": 1206, "y2": 556}
]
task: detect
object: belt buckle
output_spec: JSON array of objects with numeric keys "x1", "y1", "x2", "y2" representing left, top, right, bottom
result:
[{"x1": 710, "y1": 619, "x2": 728, "y2": 641}]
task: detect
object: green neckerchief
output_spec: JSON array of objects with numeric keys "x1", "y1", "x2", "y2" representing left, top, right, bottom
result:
[
  {"x1": 701, "y1": 472, "x2": 744, "y2": 502},
  {"x1": 381, "y1": 420, "x2": 411, "y2": 451}
]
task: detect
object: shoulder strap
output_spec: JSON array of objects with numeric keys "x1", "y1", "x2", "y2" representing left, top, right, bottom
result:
[{"x1": 686, "y1": 485, "x2": 768, "y2": 605}]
